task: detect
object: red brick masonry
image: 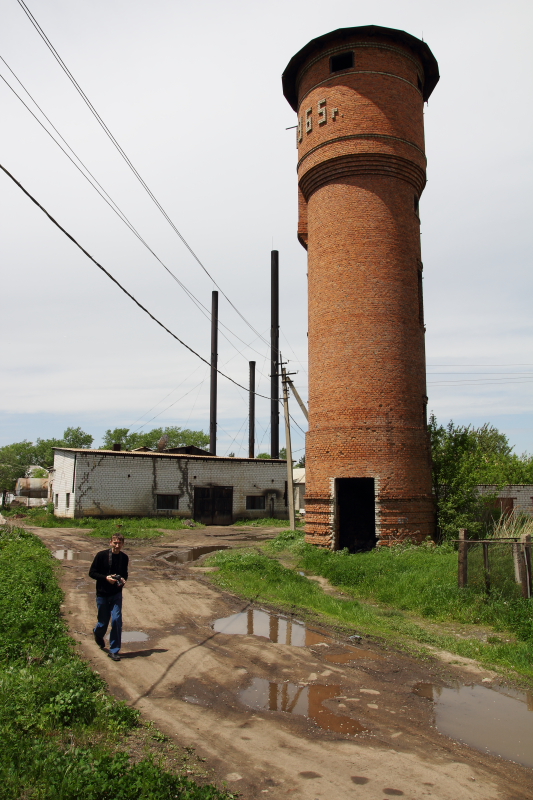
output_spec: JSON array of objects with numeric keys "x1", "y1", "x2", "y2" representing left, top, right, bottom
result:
[{"x1": 283, "y1": 27, "x2": 439, "y2": 547}]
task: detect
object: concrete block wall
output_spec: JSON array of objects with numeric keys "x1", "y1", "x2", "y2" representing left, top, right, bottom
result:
[
  {"x1": 52, "y1": 449, "x2": 289, "y2": 520},
  {"x1": 52, "y1": 451, "x2": 76, "y2": 517},
  {"x1": 477, "y1": 485, "x2": 533, "y2": 514}
]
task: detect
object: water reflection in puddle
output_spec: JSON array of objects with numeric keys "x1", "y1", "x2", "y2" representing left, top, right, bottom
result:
[
  {"x1": 414, "y1": 682, "x2": 533, "y2": 769},
  {"x1": 239, "y1": 678, "x2": 366, "y2": 735},
  {"x1": 122, "y1": 631, "x2": 149, "y2": 643},
  {"x1": 158, "y1": 546, "x2": 230, "y2": 564},
  {"x1": 213, "y1": 609, "x2": 377, "y2": 660},
  {"x1": 53, "y1": 549, "x2": 92, "y2": 561}
]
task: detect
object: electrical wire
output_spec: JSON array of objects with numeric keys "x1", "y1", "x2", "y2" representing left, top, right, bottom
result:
[
  {"x1": 428, "y1": 379, "x2": 533, "y2": 386},
  {"x1": 0, "y1": 57, "x2": 271, "y2": 364},
  {"x1": 16, "y1": 0, "x2": 271, "y2": 349},
  {"x1": 427, "y1": 364, "x2": 533, "y2": 367},
  {"x1": 0, "y1": 161, "x2": 273, "y2": 400}
]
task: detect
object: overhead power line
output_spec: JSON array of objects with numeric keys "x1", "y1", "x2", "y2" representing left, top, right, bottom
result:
[
  {"x1": 0, "y1": 161, "x2": 274, "y2": 400},
  {"x1": 16, "y1": 0, "x2": 270, "y2": 349},
  {"x1": 0, "y1": 57, "x2": 271, "y2": 366}
]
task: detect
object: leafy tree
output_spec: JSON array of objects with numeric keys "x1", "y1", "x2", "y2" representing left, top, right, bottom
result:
[
  {"x1": 0, "y1": 441, "x2": 36, "y2": 492},
  {"x1": 429, "y1": 414, "x2": 533, "y2": 541},
  {"x1": 256, "y1": 449, "x2": 288, "y2": 460},
  {"x1": 101, "y1": 425, "x2": 209, "y2": 451},
  {"x1": 0, "y1": 428, "x2": 94, "y2": 492},
  {"x1": 63, "y1": 427, "x2": 94, "y2": 448}
]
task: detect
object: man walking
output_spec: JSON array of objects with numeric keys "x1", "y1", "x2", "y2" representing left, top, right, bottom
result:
[{"x1": 89, "y1": 533, "x2": 128, "y2": 661}]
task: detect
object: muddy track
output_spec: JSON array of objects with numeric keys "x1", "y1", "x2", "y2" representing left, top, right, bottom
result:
[{"x1": 30, "y1": 525, "x2": 532, "y2": 800}]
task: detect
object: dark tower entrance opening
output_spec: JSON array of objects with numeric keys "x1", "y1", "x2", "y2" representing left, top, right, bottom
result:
[{"x1": 336, "y1": 478, "x2": 376, "y2": 552}]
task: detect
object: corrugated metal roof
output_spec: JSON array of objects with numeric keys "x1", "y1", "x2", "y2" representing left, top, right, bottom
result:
[{"x1": 52, "y1": 447, "x2": 287, "y2": 463}]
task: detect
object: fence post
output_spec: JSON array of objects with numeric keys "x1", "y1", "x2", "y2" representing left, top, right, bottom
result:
[
  {"x1": 458, "y1": 529, "x2": 468, "y2": 588},
  {"x1": 512, "y1": 542, "x2": 522, "y2": 583},
  {"x1": 483, "y1": 542, "x2": 491, "y2": 594},
  {"x1": 521, "y1": 533, "x2": 532, "y2": 599}
]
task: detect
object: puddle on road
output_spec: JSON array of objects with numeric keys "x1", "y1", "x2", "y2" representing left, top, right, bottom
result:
[
  {"x1": 122, "y1": 630, "x2": 149, "y2": 643},
  {"x1": 239, "y1": 678, "x2": 366, "y2": 735},
  {"x1": 414, "y1": 682, "x2": 533, "y2": 769},
  {"x1": 214, "y1": 608, "x2": 378, "y2": 660},
  {"x1": 53, "y1": 549, "x2": 92, "y2": 561},
  {"x1": 157, "y1": 545, "x2": 230, "y2": 564}
]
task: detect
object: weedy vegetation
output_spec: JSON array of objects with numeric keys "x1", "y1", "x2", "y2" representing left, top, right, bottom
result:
[
  {"x1": 233, "y1": 516, "x2": 303, "y2": 528},
  {"x1": 208, "y1": 530, "x2": 533, "y2": 682},
  {"x1": 0, "y1": 524, "x2": 236, "y2": 799},
  {"x1": 2, "y1": 506, "x2": 202, "y2": 539}
]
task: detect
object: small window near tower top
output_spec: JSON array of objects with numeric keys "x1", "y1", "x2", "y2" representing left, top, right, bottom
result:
[
  {"x1": 417, "y1": 75, "x2": 423, "y2": 92},
  {"x1": 331, "y1": 52, "x2": 354, "y2": 72},
  {"x1": 414, "y1": 195, "x2": 420, "y2": 217}
]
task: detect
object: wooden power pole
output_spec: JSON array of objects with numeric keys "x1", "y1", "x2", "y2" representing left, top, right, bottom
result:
[{"x1": 282, "y1": 363, "x2": 296, "y2": 531}]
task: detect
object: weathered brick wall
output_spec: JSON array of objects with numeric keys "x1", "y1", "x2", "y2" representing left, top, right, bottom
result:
[
  {"x1": 284, "y1": 29, "x2": 438, "y2": 547},
  {"x1": 52, "y1": 449, "x2": 289, "y2": 520}
]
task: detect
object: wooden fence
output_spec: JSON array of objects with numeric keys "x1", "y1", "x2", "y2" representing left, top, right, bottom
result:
[{"x1": 457, "y1": 529, "x2": 532, "y2": 598}]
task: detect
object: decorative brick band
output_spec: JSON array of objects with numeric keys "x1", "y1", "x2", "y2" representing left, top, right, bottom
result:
[
  {"x1": 297, "y1": 69, "x2": 422, "y2": 109},
  {"x1": 297, "y1": 133, "x2": 426, "y2": 171},
  {"x1": 299, "y1": 151, "x2": 427, "y2": 200}
]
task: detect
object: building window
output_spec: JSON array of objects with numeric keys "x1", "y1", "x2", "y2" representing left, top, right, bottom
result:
[
  {"x1": 65, "y1": 493, "x2": 70, "y2": 509},
  {"x1": 417, "y1": 75, "x2": 423, "y2": 92},
  {"x1": 246, "y1": 495, "x2": 266, "y2": 510},
  {"x1": 330, "y1": 52, "x2": 354, "y2": 72},
  {"x1": 414, "y1": 195, "x2": 420, "y2": 217},
  {"x1": 156, "y1": 494, "x2": 179, "y2": 510},
  {"x1": 54, "y1": 494, "x2": 58, "y2": 509}
]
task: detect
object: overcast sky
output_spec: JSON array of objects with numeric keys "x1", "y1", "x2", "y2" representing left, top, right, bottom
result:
[{"x1": 1, "y1": 0, "x2": 532, "y2": 457}]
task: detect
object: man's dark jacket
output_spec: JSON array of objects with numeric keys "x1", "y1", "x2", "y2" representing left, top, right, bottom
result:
[{"x1": 89, "y1": 549, "x2": 129, "y2": 597}]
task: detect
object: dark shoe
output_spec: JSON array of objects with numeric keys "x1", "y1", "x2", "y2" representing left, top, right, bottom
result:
[
  {"x1": 108, "y1": 652, "x2": 121, "y2": 662},
  {"x1": 93, "y1": 631, "x2": 105, "y2": 649}
]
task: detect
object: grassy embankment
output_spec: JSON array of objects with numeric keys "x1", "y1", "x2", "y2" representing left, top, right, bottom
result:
[
  {"x1": 0, "y1": 524, "x2": 236, "y2": 800},
  {"x1": 2, "y1": 506, "x2": 201, "y2": 539},
  {"x1": 208, "y1": 530, "x2": 533, "y2": 683}
]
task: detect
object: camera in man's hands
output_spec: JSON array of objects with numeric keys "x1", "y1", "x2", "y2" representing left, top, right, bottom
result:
[{"x1": 110, "y1": 574, "x2": 125, "y2": 587}]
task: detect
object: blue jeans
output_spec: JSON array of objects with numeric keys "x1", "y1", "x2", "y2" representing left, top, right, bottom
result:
[{"x1": 94, "y1": 592, "x2": 123, "y2": 654}]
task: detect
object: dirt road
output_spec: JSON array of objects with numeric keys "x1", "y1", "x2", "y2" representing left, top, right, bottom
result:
[{"x1": 32, "y1": 526, "x2": 531, "y2": 800}]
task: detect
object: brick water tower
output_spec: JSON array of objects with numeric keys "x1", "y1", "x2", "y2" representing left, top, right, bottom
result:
[{"x1": 282, "y1": 26, "x2": 439, "y2": 549}]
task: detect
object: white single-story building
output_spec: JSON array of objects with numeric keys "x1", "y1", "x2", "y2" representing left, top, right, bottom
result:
[
  {"x1": 51, "y1": 447, "x2": 289, "y2": 523},
  {"x1": 476, "y1": 485, "x2": 533, "y2": 514}
]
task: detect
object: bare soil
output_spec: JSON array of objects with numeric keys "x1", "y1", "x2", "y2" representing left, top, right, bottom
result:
[{"x1": 29, "y1": 525, "x2": 532, "y2": 800}]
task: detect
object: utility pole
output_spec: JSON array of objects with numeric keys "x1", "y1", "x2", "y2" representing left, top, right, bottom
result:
[
  {"x1": 209, "y1": 291, "x2": 218, "y2": 455},
  {"x1": 287, "y1": 377, "x2": 309, "y2": 421},
  {"x1": 270, "y1": 250, "x2": 279, "y2": 459},
  {"x1": 248, "y1": 361, "x2": 256, "y2": 458},
  {"x1": 282, "y1": 362, "x2": 296, "y2": 531}
]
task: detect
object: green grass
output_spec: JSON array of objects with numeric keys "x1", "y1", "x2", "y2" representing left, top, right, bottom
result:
[
  {"x1": 232, "y1": 516, "x2": 298, "y2": 528},
  {"x1": 3, "y1": 506, "x2": 201, "y2": 539},
  {"x1": 207, "y1": 531, "x2": 533, "y2": 682},
  {"x1": 0, "y1": 524, "x2": 235, "y2": 799}
]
